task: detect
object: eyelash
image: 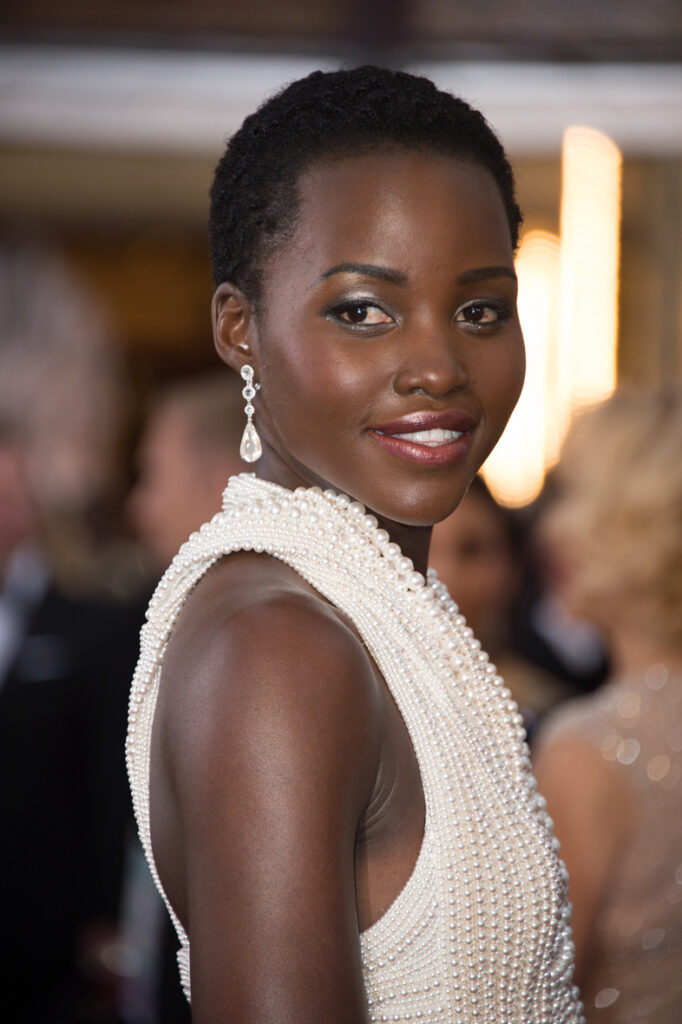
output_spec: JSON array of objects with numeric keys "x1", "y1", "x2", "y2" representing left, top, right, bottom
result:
[
  {"x1": 324, "y1": 297, "x2": 512, "y2": 332},
  {"x1": 454, "y1": 299, "x2": 512, "y2": 330},
  {"x1": 324, "y1": 298, "x2": 393, "y2": 330}
]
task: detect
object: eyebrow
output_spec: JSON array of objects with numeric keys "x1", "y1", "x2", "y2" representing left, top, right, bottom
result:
[
  {"x1": 317, "y1": 262, "x2": 517, "y2": 287},
  {"x1": 318, "y1": 262, "x2": 408, "y2": 286},
  {"x1": 456, "y1": 266, "x2": 517, "y2": 285}
]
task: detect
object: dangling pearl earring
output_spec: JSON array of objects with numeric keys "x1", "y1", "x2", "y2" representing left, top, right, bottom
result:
[{"x1": 239, "y1": 364, "x2": 262, "y2": 463}]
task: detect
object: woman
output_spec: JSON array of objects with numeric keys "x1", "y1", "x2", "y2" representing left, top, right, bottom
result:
[
  {"x1": 127, "y1": 67, "x2": 583, "y2": 1022},
  {"x1": 429, "y1": 475, "x2": 573, "y2": 738},
  {"x1": 534, "y1": 389, "x2": 682, "y2": 1022}
]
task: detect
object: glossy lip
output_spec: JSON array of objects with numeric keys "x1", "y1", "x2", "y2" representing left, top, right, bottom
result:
[
  {"x1": 370, "y1": 410, "x2": 477, "y2": 435},
  {"x1": 367, "y1": 410, "x2": 477, "y2": 467}
]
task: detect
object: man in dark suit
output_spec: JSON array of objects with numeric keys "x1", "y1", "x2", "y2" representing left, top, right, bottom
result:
[{"x1": 0, "y1": 424, "x2": 139, "y2": 1023}]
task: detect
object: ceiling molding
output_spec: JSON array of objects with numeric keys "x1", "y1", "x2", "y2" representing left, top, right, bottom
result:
[
  {"x1": 415, "y1": 60, "x2": 682, "y2": 155},
  {"x1": 1, "y1": 45, "x2": 681, "y2": 156}
]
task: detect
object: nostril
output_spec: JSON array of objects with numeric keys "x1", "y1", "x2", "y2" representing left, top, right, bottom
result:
[
  {"x1": 395, "y1": 367, "x2": 468, "y2": 400},
  {"x1": 392, "y1": 338, "x2": 468, "y2": 399}
]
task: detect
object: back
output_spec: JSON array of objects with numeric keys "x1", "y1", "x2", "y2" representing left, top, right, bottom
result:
[{"x1": 538, "y1": 669, "x2": 682, "y2": 1021}]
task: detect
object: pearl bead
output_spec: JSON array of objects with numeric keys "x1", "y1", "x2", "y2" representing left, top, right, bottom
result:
[{"x1": 126, "y1": 474, "x2": 583, "y2": 1023}]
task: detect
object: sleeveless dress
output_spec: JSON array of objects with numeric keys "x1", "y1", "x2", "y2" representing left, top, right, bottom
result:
[
  {"x1": 537, "y1": 668, "x2": 682, "y2": 1023},
  {"x1": 127, "y1": 474, "x2": 584, "y2": 1023}
]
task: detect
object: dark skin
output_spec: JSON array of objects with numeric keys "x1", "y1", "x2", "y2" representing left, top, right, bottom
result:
[{"x1": 150, "y1": 149, "x2": 525, "y2": 1023}]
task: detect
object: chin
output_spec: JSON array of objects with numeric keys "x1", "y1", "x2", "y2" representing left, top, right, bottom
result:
[
  {"x1": 284, "y1": 445, "x2": 477, "y2": 528},
  {"x1": 359, "y1": 478, "x2": 473, "y2": 528}
]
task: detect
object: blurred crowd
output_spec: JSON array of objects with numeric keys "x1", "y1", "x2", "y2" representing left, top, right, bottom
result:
[
  {"x1": 0, "y1": 237, "x2": 243, "y2": 1024},
  {"x1": 1, "y1": 236, "x2": 680, "y2": 1023}
]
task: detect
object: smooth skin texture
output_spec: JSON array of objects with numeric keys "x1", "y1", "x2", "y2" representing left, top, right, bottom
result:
[{"x1": 150, "y1": 150, "x2": 525, "y2": 1023}]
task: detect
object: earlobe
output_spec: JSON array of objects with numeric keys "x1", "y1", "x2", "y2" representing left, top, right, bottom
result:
[{"x1": 212, "y1": 282, "x2": 257, "y2": 372}]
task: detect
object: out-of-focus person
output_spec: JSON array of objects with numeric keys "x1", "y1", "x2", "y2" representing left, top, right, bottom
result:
[
  {"x1": 0, "y1": 420, "x2": 137, "y2": 1024},
  {"x1": 0, "y1": 236, "x2": 127, "y2": 595},
  {"x1": 514, "y1": 472, "x2": 609, "y2": 699},
  {"x1": 129, "y1": 372, "x2": 244, "y2": 571},
  {"x1": 122, "y1": 371, "x2": 243, "y2": 1024},
  {"x1": 429, "y1": 474, "x2": 572, "y2": 737},
  {"x1": 533, "y1": 387, "x2": 682, "y2": 1022}
]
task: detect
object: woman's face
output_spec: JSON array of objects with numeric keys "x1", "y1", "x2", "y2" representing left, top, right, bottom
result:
[
  {"x1": 429, "y1": 488, "x2": 519, "y2": 637},
  {"x1": 225, "y1": 148, "x2": 524, "y2": 526}
]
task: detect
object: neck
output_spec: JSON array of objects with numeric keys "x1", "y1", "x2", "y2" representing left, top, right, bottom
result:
[
  {"x1": 374, "y1": 515, "x2": 433, "y2": 576},
  {"x1": 254, "y1": 450, "x2": 434, "y2": 577}
]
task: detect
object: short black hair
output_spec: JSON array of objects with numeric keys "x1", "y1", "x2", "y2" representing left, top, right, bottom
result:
[{"x1": 209, "y1": 66, "x2": 522, "y2": 304}]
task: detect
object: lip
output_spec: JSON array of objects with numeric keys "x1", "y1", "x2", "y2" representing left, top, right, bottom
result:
[
  {"x1": 367, "y1": 409, "x2": 477, "y2": 467},
  {"x1": 370, "y1": 410, "x2": 477, "y2": 435}
]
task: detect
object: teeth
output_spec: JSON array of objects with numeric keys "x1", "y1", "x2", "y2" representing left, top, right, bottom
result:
[{"x1": 391, "y1": 428, "x2": 462, "y2": 446}]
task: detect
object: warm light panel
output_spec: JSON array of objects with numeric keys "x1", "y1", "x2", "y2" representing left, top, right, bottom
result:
[
  {"x1": 483, "y1": 230, "x2": 561, "y2": 507},
  {"x1": 483, "y1": 127, "x2": 622, "y2": 508},
  {"x1": 558, "y1": 126, "x2": 621, "y2": 417}
]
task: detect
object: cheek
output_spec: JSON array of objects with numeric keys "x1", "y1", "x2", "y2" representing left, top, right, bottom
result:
[
  {"x1": 474, "y1": 339, "x2": 525, "y2": 429},
  {"x1": 261, "y1": 336, "x2": 373, "y2": 444}
]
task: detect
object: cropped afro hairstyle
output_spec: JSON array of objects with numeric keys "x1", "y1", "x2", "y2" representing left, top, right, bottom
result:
[{"x1": 209, "y1": 66, "x2": 522, "y2": 304}]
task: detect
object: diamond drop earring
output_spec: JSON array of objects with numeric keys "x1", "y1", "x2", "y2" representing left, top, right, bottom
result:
[{"x1": 239, "y1": 364, "x2": 262, "y2": 463}]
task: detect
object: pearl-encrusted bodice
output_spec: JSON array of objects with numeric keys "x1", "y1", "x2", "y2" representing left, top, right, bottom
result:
[{"x1": 127, "y1": 475, "x2": 584, "y2": 1022}]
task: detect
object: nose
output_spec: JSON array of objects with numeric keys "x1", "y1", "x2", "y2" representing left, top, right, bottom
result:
[{"x1": 392, "y1": 323, "x2": 468, "y2": 399}]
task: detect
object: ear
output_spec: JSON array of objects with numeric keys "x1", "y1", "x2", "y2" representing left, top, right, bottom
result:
[{"x1": 212, "y1": 282, "x2": 258, "y2": 374}]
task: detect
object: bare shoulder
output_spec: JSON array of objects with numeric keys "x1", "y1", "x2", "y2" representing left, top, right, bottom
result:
[
  {"x1": 534, "y1": 734, "x2": 634, "y2": 975},
  {"x1": 534, "y1": 735, "x2": 634, "y2": 865},
  {"x1": 534, "y1": 735, "x2": 630, "y2": 810},
  {"x1": 152, "y1": 550, "x2": 381, "y2": 1021},
  {"x1": 158, "y1": 549, "x2": 384, "y2": 766}
]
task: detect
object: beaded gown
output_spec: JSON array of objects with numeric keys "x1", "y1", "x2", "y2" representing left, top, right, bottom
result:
[
  {"x1": 127, "y1": 475, "x2": 584, "y2": 1022},
  {"x1": 537, "y1": 668, "x2": 682, "y2": 1023}
]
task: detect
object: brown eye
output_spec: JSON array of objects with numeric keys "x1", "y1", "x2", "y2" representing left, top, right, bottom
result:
[
  {"x1": 455, "y1": 299, "x2": 510, "y2": 329},
  {"x1": 333, "y1": 302, "x2": 393, "y2": 327},
  {"x1": 345, "y1": 305, "x2": 370, "y2": 324},
  {"x1": 466, "y1": 303, "x2": 489, "y2": 324}
]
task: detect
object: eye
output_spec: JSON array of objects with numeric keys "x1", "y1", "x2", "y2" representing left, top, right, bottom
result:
[
  {"x1": 327, "y1": 300, "x2": 394, "y2": 328},
  {"x1": 455, "y1": 299, "x2": 510, "y2": 329}
]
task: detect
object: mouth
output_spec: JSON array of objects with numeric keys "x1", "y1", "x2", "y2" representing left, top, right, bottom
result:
[
  {"x1": 378, "y1": 426, "x2": 462, "y2": 447},
  {"x1": 367, "y1": 410, "x2": 477, "y2": 467}
]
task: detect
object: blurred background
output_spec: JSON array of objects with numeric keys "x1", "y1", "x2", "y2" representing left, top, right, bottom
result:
[
  {"x1": 1, "y1": 2, "x2": 681, "y2": 516},
  {"x1": 1, "y1": 1, "x2": 681, "y2": 515},
  {"x1": 0, "y1": 3, "x2": 681, "y2": 1022}
]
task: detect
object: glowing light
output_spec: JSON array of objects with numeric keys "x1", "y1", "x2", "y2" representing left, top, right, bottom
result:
[
  {"x1": 483, "y1": 126, "x2": 622, "y2": 507},
  {"x1": 558, "y1": 126, "x2": 621, "y2": 418},
  {"x1": 483, "y1": 230, "x2": 561, "y2": 507}
]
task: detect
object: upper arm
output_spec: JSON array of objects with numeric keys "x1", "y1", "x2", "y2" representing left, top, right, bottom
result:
[
  {"x1": 533, "y1": 737, "x2": 633, "y2": 975},
  {"x1": 153, "y1": 568, "x2": 381, "y2": 1024}
]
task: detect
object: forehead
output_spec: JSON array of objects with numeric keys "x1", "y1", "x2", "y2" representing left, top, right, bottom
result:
[{"x1": 277, "y1": 149, "x2": 514, "y2": 283}]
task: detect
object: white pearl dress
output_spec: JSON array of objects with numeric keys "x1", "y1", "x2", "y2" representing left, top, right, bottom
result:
[{"x1": 127, "y1": 474, "x2": 584, "y2": 1022}]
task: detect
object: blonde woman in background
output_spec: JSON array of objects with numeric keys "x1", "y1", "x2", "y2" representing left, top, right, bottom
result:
[{"x1": 534, "y1": 388, "x2": 682, "y2": 1022}]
